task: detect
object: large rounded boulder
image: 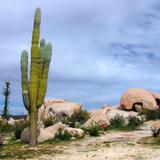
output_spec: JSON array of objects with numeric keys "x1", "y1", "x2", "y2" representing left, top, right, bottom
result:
[
  {"x1": 120, "y1": 88, "x2": 159, "y2": 111},
  {"x1": 38, "y1": 99, "x2": 82, "y2": 121},
  {"x1": 21, "y1": 122, "x2": 66, "y2": 143}
]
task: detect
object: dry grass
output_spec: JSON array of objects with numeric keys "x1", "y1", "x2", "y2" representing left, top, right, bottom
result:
[{"x1": 0, "y1": 136, "x2": 67, "y2": 159}]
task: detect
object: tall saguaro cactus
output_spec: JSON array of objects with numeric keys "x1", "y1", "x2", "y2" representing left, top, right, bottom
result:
[{"x1": 20, "y1": 8, "x2": 52, "y2": 147}]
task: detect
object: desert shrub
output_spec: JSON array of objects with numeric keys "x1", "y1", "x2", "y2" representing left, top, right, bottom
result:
[
  {"x1": 109, "y1": 114, "x2": 125, "y2": 129},
  {"x1": 14, "y1": 121, "x2": 29, "y2": 139},
  {"x1": 43, "y1": 117, "x2": 54, "y2": 128},
  {"x1": 43, "y1": 110, "x2": 90, "y2": 128},
  {"x1": 128, "y1": 116, "x2": 143, "y2": 129},
  {"x1": 55, "y1": 130, "x2": 72, "y2": 141},
  {"x1": 87, "y1": 123, "x2": 100, "y2": 137},
  {"x1": 142, "y1": 110, "x2": 160, "y2": 121},
  {"x1": 109, "y1": 114, "x2": 142, "y2": 131},
  {"x1": 151, "y1": 128, "x2": 160, "y2": 137},
  {"x1": 69, "y1": 110, "x2": 90, "y2": 127},
  {"x1": 43, "y1": 114, "x2": 70, "y2": 128},
  {"x1": 0, "y1": 119, "x2": 14, "y2": 133}
]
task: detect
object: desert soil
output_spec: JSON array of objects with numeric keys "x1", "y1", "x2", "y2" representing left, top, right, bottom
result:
[{"x1": 36, "y1": 124, "x2": 160, "y2": 160}]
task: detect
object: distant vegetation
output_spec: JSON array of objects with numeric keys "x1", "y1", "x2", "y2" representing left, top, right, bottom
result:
[
  {"x1": 2, "y1": 82, "x2": 11, "y2": 119},
  {"x1": 0, "y1": 119, "x2": 14, "y2": 133}
]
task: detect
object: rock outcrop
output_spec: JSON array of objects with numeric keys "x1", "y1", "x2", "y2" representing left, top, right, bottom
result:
[
  {"x1": 38, "y1": 99, "x2": 82, "y2": 121},
  {"x1": 82, "y1": 107, "x2": 110, "y2": 129},
  {"x1": 21, "y1": 122, "x2": 66, "y2": 143},
  {"x1": 120, "y1": 88, "x2": 159, "y2": 111},
  {"x1": 82, "y1": 106, "x2": 143, "y2": 129}
]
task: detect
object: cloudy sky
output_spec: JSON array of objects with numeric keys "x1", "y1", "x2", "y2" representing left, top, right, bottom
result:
[{"x1": 0, "y1": 0, "x2": 160, "y2": 114}]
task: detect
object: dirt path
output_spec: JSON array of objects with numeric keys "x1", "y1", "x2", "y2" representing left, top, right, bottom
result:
[{"x1": 38, "y1": 126, "x2": 160, "y2": 160}]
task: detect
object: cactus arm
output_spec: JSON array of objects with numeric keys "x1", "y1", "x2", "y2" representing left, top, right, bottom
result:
[
  {"x1": 37, "y1": 39, "x2": 46, "y2": 95},
  {"x1": 37, "y1": 43, "x2": 52, "y2": 107},
  {"x1": 21, "y1": 50, "x2": 30, "y2": 111}
]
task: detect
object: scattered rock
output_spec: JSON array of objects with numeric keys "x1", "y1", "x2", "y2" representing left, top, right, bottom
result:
[
  {"x1": 8, "y1": 117, "x2": 15, "y2": 125},
  {"x1": 70, "y1": 137, "x2": 77, "y2": 140},
  {"x1": 120, "y1": 88, "x2": 159, "y2": 111},
  {"x1": 20, "y1": 127, "x2": 30, "y2": 144},
  {"x1": 63, "y1": 127, "x2": 84, "y2": 138},
  {"x1": 38, "y1": 99, "x2": 82, "y2": 121}
]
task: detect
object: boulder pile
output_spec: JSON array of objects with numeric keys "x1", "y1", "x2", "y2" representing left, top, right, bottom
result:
[{"x1": 21, "y1": 88, "x2": 160, "y2": 143}]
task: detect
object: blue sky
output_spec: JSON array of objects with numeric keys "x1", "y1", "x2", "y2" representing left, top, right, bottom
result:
[{"x1": 0, "y1": 0, "x2": 160, "y2": 114}]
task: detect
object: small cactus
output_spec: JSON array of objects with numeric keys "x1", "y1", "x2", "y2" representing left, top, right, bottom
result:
[{"x1": 20, "y1": 8, "x2": 52, "y2": 147}]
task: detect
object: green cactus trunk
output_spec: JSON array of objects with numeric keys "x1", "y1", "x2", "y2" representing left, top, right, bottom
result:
[
  {"x1": 20, "y1": 8, "x2": 52, "y2": 147},
  {"x1": 29, "y1": 8, "x2": 41, "y2": 146}
]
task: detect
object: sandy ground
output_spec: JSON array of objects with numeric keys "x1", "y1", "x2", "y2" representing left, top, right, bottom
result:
[{"x1": 36, "y1": 124, "x2": 160, "y2": 160}]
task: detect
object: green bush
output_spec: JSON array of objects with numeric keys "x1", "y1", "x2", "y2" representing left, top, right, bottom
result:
[
  {"x1": 14, "y1": 121, "x2": 29, "y2": 139},
  {"x1": 109, "y1": 114, "x2": 125, "y2": 129},
  {"x1": 55, "y1": 130, "x2": 72, "y2": 141},
  {"x1": 43, "y1": 117, "x2": 54, "y2": 128},
  {"x1": 43, "y1": 114, "x2": 70, "y2": 128},
  {"x1": 109, "y1": 114, "x2": 142, "y2": 131},
  {"x1": 128, "y1": 116, "x2": 142, "y2": 125},
  {"x1": 127, "y1": 116, "x2": 143, "y2": 130},
  {"x1": 69, "y1": 110, "x2": 90, "y2": 127},
  {"x1": 87, "y1": 123, "x2": 100, "y2": 137}
]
